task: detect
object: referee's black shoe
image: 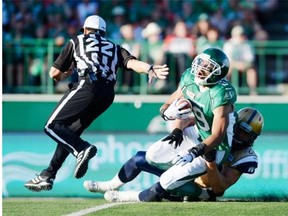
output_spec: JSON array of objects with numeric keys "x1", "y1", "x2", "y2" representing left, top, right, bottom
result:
[
  {"x1": 24, "y1": 174, "x2": 54, "y2": 192},
  {"x1": 74, "y1": 145, "x2": 97, "y2": 179}
]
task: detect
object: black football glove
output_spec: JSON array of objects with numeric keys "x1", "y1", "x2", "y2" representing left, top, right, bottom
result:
[
  {"x1": 203, "y1": 148, "x2": 217, "y2": 162},
  {"x1": 162, "y1": 128, "x2": 183, "y2": 149}
]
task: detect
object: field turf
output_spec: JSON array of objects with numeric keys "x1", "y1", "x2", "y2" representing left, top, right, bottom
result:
[{"x1": 2, "y1": 198, "x2": 288, "y2": 216}]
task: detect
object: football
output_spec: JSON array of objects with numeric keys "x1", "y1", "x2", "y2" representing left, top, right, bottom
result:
[{"x1": 176, "y1": 98, "x2": 192, "y2": 111}]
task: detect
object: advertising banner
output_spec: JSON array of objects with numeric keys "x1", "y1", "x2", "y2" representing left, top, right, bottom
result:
[{"x1": 3, "y1": 132, "x2": 288, "y2": 199}]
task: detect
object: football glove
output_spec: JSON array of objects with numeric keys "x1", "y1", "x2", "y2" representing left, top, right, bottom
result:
[
  {"x1": 172, "y1": 143, "x2": 206, "y2": 166},
  {"x1": 172, "y1": 150, "x2": 196, "y2": 166},
  {"x1": 161, "y1": 98, "x2": 191, "y2": 121},
  {"x1": 203, "y1": 149, "x2": 217, "y2": 162},
  {"x1": 162, "y1": 128, "x2": 183, "y2": 149}
]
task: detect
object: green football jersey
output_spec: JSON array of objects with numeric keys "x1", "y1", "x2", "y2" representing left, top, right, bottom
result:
[{"x1": 180, "y1": 68, "x2": 237, "y2": 151}]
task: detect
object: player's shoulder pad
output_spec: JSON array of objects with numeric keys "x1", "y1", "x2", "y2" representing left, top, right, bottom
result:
[
  {"x1": 209, "y1": 79, "x2": 237, "y2": 107},
  {"x1": 234, "y1": 162, "x2": 258, "y2": 174},
  {"x1": 229, "y1": 147, "x2": 258, "y2": 174},
  {"x1": 216, "y1": 79, "x2": 237, "y2": 101}
]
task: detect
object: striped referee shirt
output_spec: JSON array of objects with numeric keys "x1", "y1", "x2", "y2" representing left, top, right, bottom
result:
[{"x1": 53, "y1": 33, "x2": 136, "y2": 83}]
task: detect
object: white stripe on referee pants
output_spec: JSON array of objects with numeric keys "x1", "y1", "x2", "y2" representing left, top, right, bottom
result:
[{"x1": 45, "y1": 80, "x2": 85, "y2": 156}]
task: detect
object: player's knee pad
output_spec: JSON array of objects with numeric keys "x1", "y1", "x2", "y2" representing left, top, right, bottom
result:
[
  {"x1": 146, "y1": 140, "x2": 173, "y2": 167},
  {"x1": 145, "y1": 142, "x2": 162, "y2": 163},
  {"x1": 135, "y1": 151, "x2": 164, "y2": 177},
  {"x1": 159, "y1": 166, "x2": 194, "y2": 191}
]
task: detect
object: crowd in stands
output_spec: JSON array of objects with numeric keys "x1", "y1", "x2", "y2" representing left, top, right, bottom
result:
[{"x1": 3, "y1": 0, "x2": 280, "y2": 94}]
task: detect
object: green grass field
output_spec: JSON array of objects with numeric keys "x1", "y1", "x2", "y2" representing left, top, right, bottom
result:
[{"x1": 2, "y1": 198, "x2": 288, "y2": 216}]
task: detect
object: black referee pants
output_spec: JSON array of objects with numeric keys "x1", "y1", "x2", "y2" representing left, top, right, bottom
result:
[{"x1": 43, "y1": 78, "x2": 115, "y2": 176}]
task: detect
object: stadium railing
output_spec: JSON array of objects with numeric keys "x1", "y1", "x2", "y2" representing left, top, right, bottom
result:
[{"x1": 3, "y1": 39, "x2": 288, "y2": 95}]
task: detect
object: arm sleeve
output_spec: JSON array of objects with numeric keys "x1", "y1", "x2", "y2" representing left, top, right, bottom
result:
[
  {"x1": 53, "y1": 41, "x2": 75, "y2": 72},
  {"x1": 117, "y1": 45, "x2": 137, "y2": 68}
]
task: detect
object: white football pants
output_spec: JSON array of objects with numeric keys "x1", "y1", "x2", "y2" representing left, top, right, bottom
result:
[{"x1": 146, "y1": 126, "x2": 228, "y2": 191}]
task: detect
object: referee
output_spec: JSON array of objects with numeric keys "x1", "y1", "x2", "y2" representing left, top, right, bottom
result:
[{"x1": 25, "y1": 15, "x2": 169, "y2": 192}]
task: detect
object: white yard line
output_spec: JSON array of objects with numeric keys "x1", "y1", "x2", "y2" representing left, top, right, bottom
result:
[{"x1": 64, "y1": 202, "x2": 134, "y2": 216}]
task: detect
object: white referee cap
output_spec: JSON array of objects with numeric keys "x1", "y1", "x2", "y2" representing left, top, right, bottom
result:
[{"x1": 81, "y1": 15, "x2": 106, "y2": 33}]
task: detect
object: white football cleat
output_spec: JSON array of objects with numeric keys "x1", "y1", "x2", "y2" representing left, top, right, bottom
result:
[
  {"x1": 84, "y1": 176, "x2": 125, "y2": 193},
  {"x1": 104, "y1": 190, "x2": 140, "y2": 202},
  {"x1": 104, "y1": 190, "x2": 121, "y2": 202},
  {"x1": 83, "y1": 180, "x2": 107, "y2": 193}
]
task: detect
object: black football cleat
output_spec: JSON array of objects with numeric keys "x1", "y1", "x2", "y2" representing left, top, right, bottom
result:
[
  {"x1": 74, "y1": 145, "x2": 97, "y2": 179},
  {"x1": 24, "y1": 174, "x2": 54, "y2": 192}
]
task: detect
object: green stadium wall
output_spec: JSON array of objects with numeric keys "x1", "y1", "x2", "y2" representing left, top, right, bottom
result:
[{"x1": 3, "y1": 96, "x2": 288, "y2": 132}]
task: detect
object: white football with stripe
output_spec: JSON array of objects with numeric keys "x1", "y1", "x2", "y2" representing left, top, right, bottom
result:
[{"x1": 176, "y1": 98, "x2": 192, "y2": 111}]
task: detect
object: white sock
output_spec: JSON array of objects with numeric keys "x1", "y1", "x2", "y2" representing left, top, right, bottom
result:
[
  {"x1": 97, "y1": 174, "x2": 125, "y2": 191},
  {"x1": 118, "y1": 191, "x2": 141, "y2": 202}
]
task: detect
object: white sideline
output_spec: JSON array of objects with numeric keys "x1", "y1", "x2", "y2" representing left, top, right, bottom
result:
[{"x1": 64, "y1": 202, "x2": 134, "y2": 216}]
